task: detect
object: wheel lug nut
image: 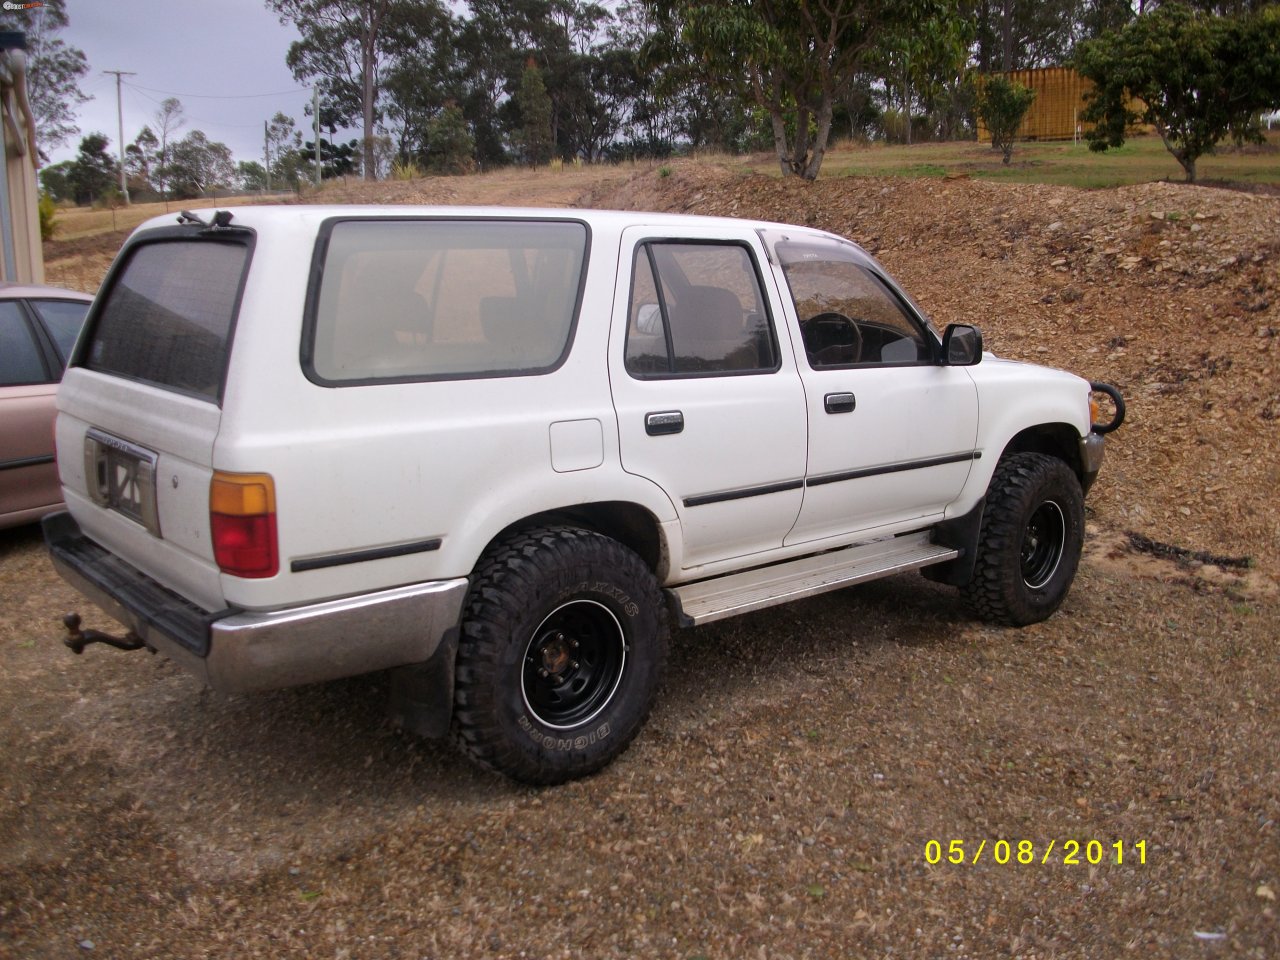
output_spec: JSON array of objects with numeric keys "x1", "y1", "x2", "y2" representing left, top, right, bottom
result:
[
  {"x1": 570, "y1": 661, "x2": 579, "y2": 670},
  {"x1": 539, "y1": 668, "x2": 549, "y2": 678}
]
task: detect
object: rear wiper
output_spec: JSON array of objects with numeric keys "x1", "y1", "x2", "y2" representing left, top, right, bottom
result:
[{"x1": 176, "y1": 210, "x2": 246, "y2": 234}]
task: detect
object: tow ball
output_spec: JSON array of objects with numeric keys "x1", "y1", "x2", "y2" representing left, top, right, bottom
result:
[{"x1": 61, "y1": 613, "x2": 150, "y2": 655}]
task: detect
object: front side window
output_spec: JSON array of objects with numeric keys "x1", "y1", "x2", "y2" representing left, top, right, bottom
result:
[
  {"x1": 625, "y1": 241, "x2": 777, "y2": 377},
  {"x1": 308, "y1": 219, "x2": 587, "y2": 383},
  {"x1": 778, "y1": 241, "x2": 929, "y2": 368}
]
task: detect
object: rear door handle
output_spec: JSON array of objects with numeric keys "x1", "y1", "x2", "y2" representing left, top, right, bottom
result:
[
  {"x1": 824, "y1": 392, "x2": 856, "y2": 414},
  {"x1": 645, "y1": 410, "x2": 684, "y2": 436}
]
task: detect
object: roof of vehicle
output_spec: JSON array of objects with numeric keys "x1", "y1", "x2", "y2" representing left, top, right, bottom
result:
[
  {"x1": 0, "y1": 282, "x2": 94, "y2": 301},
  {"x1": 134, "y1": 204, "x2": 840, "y2": 241}
]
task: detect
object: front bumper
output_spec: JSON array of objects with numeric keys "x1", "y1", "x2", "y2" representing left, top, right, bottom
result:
[
  {"x1": 43, "y1": 512, "x2": 468, "y2": 693},
  {"x1": 1080, "y1": 433, "x2": 1105, "y2": 496}
]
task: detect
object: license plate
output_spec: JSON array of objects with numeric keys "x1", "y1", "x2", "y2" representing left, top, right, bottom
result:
[{"x1": 84, "y1": 429, "x2": 162, "y2": 536}]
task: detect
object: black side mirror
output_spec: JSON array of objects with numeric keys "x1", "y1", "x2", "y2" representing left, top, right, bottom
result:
[{"x1": 941, "y1": 324, "x2": 983, "y2": 366}]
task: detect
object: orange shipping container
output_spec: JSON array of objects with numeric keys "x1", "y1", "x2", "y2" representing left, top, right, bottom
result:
[{"x1": 976, "y1": 67, "x2": 1095, "y2": 143}]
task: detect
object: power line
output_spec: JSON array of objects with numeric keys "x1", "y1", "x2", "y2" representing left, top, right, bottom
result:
[
  {"x1": 124, "y1": 84, "x2": 291, "y2": 131},
  {"x1": 80, "y1": 75, "x2": 115, "y2": 95},
  {"x1": 125, "y1": 80, "x2": 308, "y2": 100}
]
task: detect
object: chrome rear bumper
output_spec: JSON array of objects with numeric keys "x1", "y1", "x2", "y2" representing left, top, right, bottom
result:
[{"x1": 43, "y1": 512, "x2": 468, "y2": 693}]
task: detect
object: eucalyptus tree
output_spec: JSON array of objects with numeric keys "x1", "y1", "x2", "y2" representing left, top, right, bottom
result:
[{"x1": 268, "y1": 0, "x2": 449, "y2": 179}]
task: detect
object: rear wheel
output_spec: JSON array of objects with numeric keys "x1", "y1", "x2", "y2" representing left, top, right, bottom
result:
[
  {"x1": 964, "y1": 453, "x2": 1084, "y2": 626},
  {"x1": 453, "y1": 526, "x2": 668, "y2": 785}
]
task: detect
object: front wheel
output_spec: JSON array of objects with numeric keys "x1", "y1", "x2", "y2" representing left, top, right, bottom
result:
[
  {"x1": 963, "y1": 453, "x2": 1085, "y2": 626},
  {"x1": 453, "y1": 527, "x2": 668, "y2": 785}
]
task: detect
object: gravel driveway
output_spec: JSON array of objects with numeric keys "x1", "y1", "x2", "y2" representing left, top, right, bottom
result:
[{"x1": 2, "y1": 521, "x2": 1276, "y2": 959}]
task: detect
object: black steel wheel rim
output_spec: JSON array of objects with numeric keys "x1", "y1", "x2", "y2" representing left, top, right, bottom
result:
[
  {"x1": 522, "y1": 600, "x2": 627, "y2": 730},
  {"x1": 1021, "y1": 500, "x2": 1066, "y2": 589}
]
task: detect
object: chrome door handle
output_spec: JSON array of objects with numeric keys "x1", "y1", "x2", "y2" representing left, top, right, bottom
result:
[
  {"x1": 645, "y1": 410, "x2": 684, "y2": 436},
  {"x1": 824, "y1": 392, "x2": 856, "y2": 414}
]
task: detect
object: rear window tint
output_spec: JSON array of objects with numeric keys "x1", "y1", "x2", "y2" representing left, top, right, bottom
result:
[
  {"x1": 308, "y1": 219, "x2": 587, "y2": 383},
  {"x1": 83, "y1": 240, "x2": 249, "y2": 401}
]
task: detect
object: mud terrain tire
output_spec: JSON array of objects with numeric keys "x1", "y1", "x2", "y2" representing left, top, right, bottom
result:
[
  {"x1": 453, "y1": 526, "x2": 668, "y2": 785},
  {"x1": 964, "y1": 453, "x2": 1084, "y2": 627}
]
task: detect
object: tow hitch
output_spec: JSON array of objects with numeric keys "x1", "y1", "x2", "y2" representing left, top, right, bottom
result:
[{"x1": 61, "y1": 613, "x2": 151, "y2": 655}]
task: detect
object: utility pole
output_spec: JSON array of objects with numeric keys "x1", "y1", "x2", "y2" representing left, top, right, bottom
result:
[
  {"x1": 104, "y1": 70, "x2": 136, "y2": 204},
  {"x1": 264, "y1": 121, "x2": 271, "y2": 193},
  {"x1": 313, "y1": 87, "x2": 321, "y2": 188}
]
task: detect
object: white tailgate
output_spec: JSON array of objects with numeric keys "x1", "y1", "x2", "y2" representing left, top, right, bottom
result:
[{"x1": 57, "y1": 368, "x2": 226, "y2": 611}]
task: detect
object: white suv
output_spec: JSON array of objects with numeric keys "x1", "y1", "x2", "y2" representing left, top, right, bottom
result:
[{"x1": 45, "y1": 206, "x2": 1122, "y2": 783}]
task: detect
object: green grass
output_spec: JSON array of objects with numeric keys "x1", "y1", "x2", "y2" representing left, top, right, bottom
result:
[{"x1": 742, "y1": 131, "x2": 1280, "y2": 189}]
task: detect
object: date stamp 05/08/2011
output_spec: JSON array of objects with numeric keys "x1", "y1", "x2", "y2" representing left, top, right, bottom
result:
[{"x1": 924, "y1": 839, "x2": 1148, "y2": 867}]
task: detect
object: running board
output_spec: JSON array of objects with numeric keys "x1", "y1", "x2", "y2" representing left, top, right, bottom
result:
[{"x1": 669, "y1": 531, "x2": 958, "y2": 627}]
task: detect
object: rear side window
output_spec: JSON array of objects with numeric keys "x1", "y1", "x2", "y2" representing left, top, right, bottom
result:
[
  {"x1": 307, "y1": 219, "x2": 588, "y2": 383},
  {"x1": 83, "y1": 239, "x2": 250, "y2": 402},
  {"x1": 624, "y1": 241, "x2": 778, "y2": 377}
]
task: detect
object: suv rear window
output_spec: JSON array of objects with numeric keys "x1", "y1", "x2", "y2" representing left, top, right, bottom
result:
[
  {"x1": 83, "y1": 239, "x2": 250, "y2": 402},
  {"x1": 307, "y1": 219, "x2": 588, "y2": 384}
]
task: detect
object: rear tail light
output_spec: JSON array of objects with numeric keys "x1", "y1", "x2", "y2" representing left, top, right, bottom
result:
[{"x1": 210, "y1": 472, "x2": 278, "y2": 578}]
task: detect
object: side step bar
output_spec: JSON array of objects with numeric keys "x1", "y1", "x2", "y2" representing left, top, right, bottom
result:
[{"x1": 669, "y1": 531, "x2": 958, "y2": 627}]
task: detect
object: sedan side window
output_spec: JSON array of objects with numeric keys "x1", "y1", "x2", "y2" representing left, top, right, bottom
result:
[
  {"x1": 625, "y1": 241, "x2": 778, "y2": 377},
  {"x1": 30, "y1": 299, "x2": 91, "y2": 366},
  {"x1": 0, "y1": 301, "x2": 51, "y2": 386}
]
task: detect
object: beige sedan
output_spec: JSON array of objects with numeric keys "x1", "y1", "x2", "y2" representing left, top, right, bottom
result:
[{"x1": 0, "y1": 283, "x2": 93, "y2": 530}]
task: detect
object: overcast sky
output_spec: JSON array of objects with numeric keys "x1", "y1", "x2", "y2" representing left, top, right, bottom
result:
[{"x1": 50, "y1": 0, "x2": 318, "y2": 167}]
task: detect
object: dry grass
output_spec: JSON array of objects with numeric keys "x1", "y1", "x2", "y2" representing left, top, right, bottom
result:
[
  {"x1": 49, "y1": 193, "x2": 286, "y2": 242},
  {"x1": 757, "y1": 131, "x2": 1280, "y2": 190}
]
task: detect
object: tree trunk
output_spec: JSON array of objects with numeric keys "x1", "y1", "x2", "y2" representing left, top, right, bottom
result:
[
  {"x1": 792, "y1": 106, "x2": 811, "y2": 176},
  {"x1": 361, "y1": 2, "x2": 388, "y2": 181},
  {"x1": 363, "y1": 33, "x2": 376, "y2": 180},
  {"x1": 770, "y1": 109, "x2": 790, "y2": 178},
  {"x1": 903, "y1": 69, "x2": 912, "y2": 146},
  {"x1": 1001, "y1": 0, "x2": 1014, "y2": 72},
  {"x1": 1155, "y1": 121, "x2": 1197, "y2": 183},
  {"x1": 802, "y1": 95, "x2": 835, "y2": 181}
]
